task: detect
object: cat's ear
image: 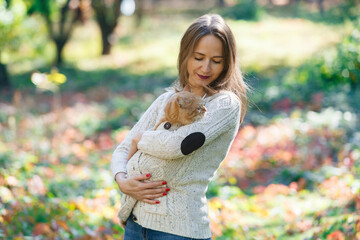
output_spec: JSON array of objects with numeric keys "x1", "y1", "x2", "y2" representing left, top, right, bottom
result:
[
  {"x1": 177, "y1": 96, "x2": 185, "y2": 108},
  {"x1": 165, "y1": 96, "x2": 180, "y2": 121}
]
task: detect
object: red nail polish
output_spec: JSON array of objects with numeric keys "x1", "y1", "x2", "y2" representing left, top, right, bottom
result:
[
  {"x1": 156, "y1": 200, "x2": 160, "y2": 204},
  {"x1": 166, "y1": 188, "x2": 170, "y2": 191},
  {"x1": 162, "y1": 181, "x2": 167, "y2": 185},
  {"x1": 146, "y1": 174, "x2": 151, "y2": 177},
  {"x1": 163, "y1": 192, "x2": 167, "y2": 196}
]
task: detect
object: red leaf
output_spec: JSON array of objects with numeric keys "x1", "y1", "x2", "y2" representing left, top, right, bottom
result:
[{"x1": 33, "y1": 223, "x2": 52, "y2": 236}]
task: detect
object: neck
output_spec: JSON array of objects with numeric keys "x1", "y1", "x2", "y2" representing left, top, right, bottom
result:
[{"x1": 186, "y1": 85, "x2": 205, "y2": 97}]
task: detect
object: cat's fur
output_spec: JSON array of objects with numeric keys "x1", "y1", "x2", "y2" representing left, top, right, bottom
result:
[{"x1": 153, "y1": 90, "x2": 207, "y2": 130}]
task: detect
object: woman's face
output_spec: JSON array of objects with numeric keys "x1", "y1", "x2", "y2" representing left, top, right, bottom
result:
[{"x1": 186, "y1": 34, "x2": 225, "y2": 94}]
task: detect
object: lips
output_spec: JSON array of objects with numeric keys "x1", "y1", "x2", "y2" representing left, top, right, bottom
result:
[{"x1": 197, "y1": 73, "x2": 210, "y2": 80}]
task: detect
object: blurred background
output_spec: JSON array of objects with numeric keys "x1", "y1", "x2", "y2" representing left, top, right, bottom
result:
[{"x1": 1, "y1": 0, "x2": 360, "y2": 239}]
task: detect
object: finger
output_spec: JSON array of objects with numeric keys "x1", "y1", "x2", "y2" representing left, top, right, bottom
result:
[
  {"x1": 142, "y1": 199, "x2": 161, "y2": 205},
  {"x1": 143, "y1": 180, "x2": 167, "y2": 189},
  {"x1": 144, "y1": 192, "x2": 168, "y2": 200},
  {"x1": 142, "y1": 187, "x2": 169, "y2": 195},
  {"x1": 132, "y1": 174, "x2": 151, "y2": 181}
]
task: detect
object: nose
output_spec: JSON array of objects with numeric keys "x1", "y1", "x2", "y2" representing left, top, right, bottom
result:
[{"x1": 201, "y1": 60, "x2": 210, "y2": 73}]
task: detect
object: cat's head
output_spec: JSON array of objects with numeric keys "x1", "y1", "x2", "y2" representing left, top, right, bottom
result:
[
  {"x1": 177, "y1": 91, "x2": 207, "y2": 120},
  {"x1": 165, "y1": 91, "x2": 206, "y2": 125}
]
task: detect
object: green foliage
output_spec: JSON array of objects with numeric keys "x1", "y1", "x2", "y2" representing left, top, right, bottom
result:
[
  {"x1": 332, "y1": 0, "x2": 360, "y2": 23},
  {"x1": 285, "y1": 26, "x2": 360, "y2": 91},
  {"x1": 26, "y1": 0, "x2": 68, "y2": 21},
  {"x1": 0, "y1": 0, "x2": 26, "y2": 51},
  {"x1": 221, "y1": 0, "x2": 259, "y2": 21},
  {"x1": 48, "y1": 178, "x2": 97, "y2": 199},
  {"x1": 246, "y1": 26, "x2": 360, "y2": 119}
]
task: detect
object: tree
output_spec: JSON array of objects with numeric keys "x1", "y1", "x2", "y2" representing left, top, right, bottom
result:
[
  {"x1": 27, "y1": 0, "x2": 81, "y2": 65},
  {"x1": 0, "y1": 0, "x2": 27, "y2": 91},
  {"x1": 134, "y1": 0, "x2": 144, "y2": 27},
  {"x1": 217, "y1": 0, "x2": 226, "y2": 7},
  {"x1": 92, "y1": 0, "x2": 123, "y2": 55}
]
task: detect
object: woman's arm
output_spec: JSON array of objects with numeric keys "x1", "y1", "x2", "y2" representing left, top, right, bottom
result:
[
  {"x1": 137, "y1": 92, "x2": 241, "y2": 160},
  {"x1": 111, "y1": 91, "x2": 173, "y2": 204},
  {"x1": 111, "y1": 91, "x2": 171, "y2": 180}
]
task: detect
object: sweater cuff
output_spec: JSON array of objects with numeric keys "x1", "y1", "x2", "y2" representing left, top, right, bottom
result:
[
  {"x1": 113, "y1": 171, "x2": 127, "y2": 181},
  {"x1": 111, "y1": 155, "x2": 128, "y2": 179}
]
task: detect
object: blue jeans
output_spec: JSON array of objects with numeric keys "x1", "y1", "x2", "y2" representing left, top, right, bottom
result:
[{"x1": 124, "y1": 213, "x2": 212, "y2": 240}]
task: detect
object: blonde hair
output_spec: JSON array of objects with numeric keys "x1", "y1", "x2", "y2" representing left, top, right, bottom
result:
[{"x1": 177, "y1": 14, "x2": 248, "y2": 123}]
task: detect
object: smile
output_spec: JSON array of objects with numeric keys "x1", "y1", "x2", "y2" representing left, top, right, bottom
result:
[{"x1": 197, "y1": 73, "x2": 210, "y2": 80}]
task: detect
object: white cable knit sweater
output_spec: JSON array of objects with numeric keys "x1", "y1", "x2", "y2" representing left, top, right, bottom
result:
[{"x1": 111, "y1": 89, "x2": 241, "y2": 239}]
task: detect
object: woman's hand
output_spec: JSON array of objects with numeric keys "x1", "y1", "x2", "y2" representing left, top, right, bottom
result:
[{"x1": 115, "y1": 172, "x2": 170, "y2": 204}]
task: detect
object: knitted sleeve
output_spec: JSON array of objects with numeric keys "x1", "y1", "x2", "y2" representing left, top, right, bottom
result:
[
  {"x1": 137, "y1": 92, "x2": 241, "y2": 160},
  {"x1": 110, "y1": 92, "x2": 169, "y2": 180}
]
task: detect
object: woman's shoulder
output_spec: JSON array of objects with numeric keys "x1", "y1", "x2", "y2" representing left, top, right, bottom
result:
[
  {"x1": 153, "y1": 88, "x2": 176, "y2": 103},
  {"x1": 206, "y1": 90, "x2": 240, "y2": 109}
]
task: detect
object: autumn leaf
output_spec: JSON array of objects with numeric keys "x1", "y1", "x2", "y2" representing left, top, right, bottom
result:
[
  {"x1": 33, "y1": 223, "x2": 52, "y2": 236},
  {"x1": 56, "y1": 220, "x2": 70, "y2": 231},
  {"x1": 27, "y1": 175, "x2": 47, "y2": 196},
  {"x1": 98, "y1": 133, "x2": 114, "y2": 151},
  {"x1": 326, "y1": 230, "x2": 345, "y2": 240},
  {"x1": 263, "y1": 184, "x2": 290, "y2": 196},
  {"x1": 115, "y1": 129, "x2": 130, "y2": 144}
]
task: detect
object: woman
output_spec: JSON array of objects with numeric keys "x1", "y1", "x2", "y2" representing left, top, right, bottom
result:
[{"x1": 111, "y1": 14, "x2": 248, "y2": 240}]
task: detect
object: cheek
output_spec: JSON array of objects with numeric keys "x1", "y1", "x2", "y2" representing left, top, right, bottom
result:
[
  {"x1": 187, "y1": 59, "x2": 202, "y2": 73},
  {"x1": 187, "y1": 59, "x2": 194, "y2": 73},
  {"x1": 213, "y1": 64, "x2": 224, "y2": 77}
]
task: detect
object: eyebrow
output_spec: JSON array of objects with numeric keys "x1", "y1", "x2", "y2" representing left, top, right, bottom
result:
[{"x1": 194, "y1": 52, "x2": 224, "y2": 58}]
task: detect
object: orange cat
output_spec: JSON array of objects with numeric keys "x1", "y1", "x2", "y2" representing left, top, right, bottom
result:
[{"x1": 126, "y1": 91, "x2": 207, "y2": 161}]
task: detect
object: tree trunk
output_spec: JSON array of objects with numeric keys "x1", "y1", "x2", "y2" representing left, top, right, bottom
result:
[
  {"x1": 40, "y1": 0, "x2": 78, "y2": 66},
  {"x1": 135, "y1": 0, "x2": 144, "y2": 28},
  {"x1": 55, "y1": 40, "x2": 66, "y2": 65},
  {"x1": 217, "y1": 0, "x2": 226, "y2": 7},
  {"x1": 101, "y1": 30, "x2": 112, "y2": 55},
  {"x1": 317, "y1": 0, "x2": 324, "y2": 16},
  {"x1": 0, "y1": 61, "x2": 11, "y2": 91},
  {"x1": 92, "y1": 0, "x2": 122, "y2": 55}
]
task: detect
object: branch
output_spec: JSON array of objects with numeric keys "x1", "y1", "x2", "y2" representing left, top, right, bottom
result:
[
  {"x1": 60, "y1": 0, "x2": 72, "y2": 38},
  {"x1": 40, "y1": 0, "x2": 54, "y2": 39}
]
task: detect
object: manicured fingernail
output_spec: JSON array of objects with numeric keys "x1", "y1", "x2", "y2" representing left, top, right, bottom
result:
[
  {"x1": 166, "y1": 188, "x2": 170, "y2": 191},
  {"x1": 146, "y1": 174, "x2": 151, "y2": 177},
  {"x1": 163, "y1": 192, "x2": 167, "y2": 196},
  {"x1": 156, "y1": 200, "x2": 160, "y2": 204},
  {"x1": 162, "y1": 181, "x2": 167, "y2": 185}
]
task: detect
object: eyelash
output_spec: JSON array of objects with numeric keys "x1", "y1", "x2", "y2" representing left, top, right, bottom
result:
[{"x1": 194, "y1": 57, "x2": 221, "y2": 64}]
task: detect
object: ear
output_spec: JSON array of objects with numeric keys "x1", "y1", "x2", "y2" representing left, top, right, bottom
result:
[
  {"x1": 177, "y1": 96, "x2": 184, "y2": 108},
  {"x1": 165, "y1": 97, "x2": 180, "y2": 121}
]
